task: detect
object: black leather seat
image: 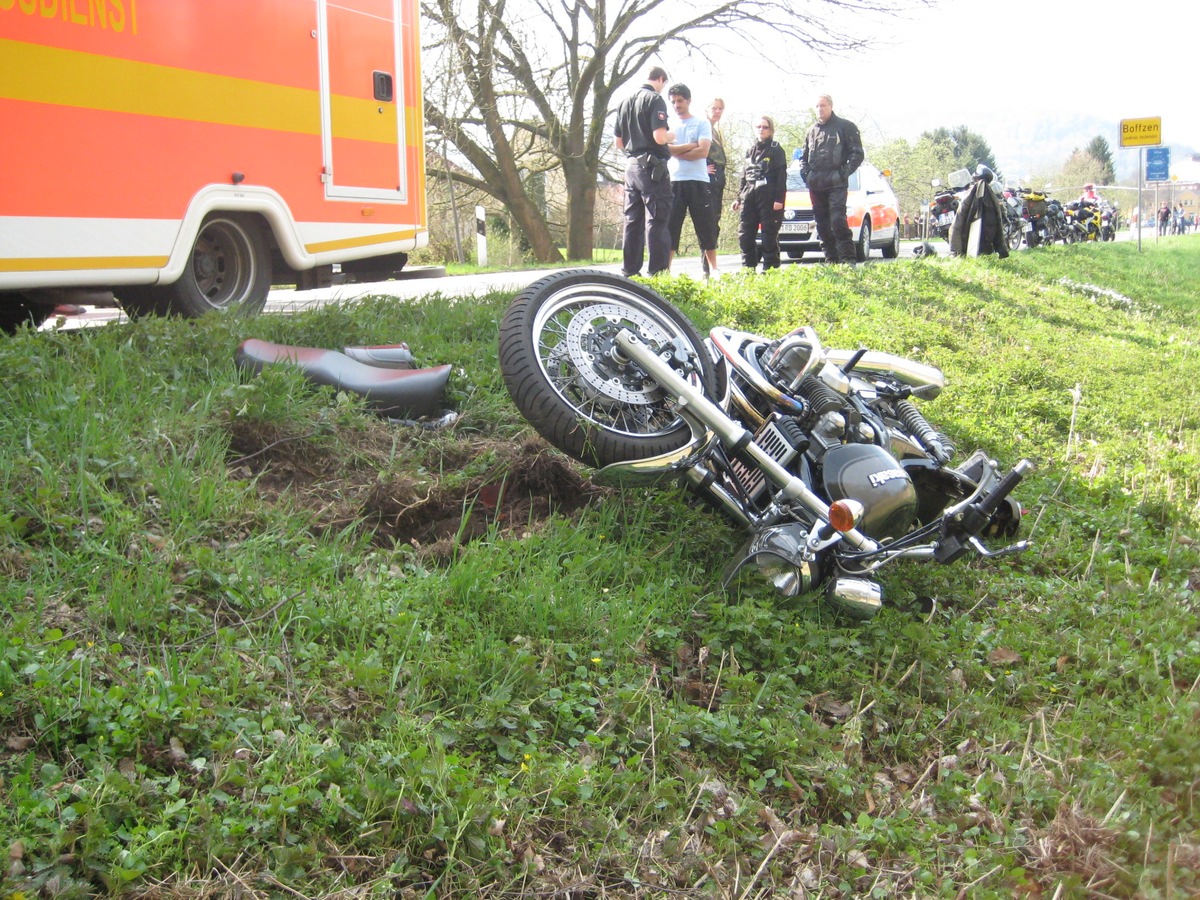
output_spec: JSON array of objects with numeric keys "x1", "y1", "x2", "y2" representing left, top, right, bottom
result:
[{"x1": 235, "y1": 339, "x2": 451, "y2": 419}]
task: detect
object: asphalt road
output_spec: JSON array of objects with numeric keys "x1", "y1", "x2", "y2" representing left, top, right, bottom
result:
[{"x1": 36, "y1": 238, "x2": 946, "y2": 332}]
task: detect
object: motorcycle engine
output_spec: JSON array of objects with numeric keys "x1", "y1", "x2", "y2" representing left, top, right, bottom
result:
[
  {"x1": 821, "y1": 444, "x2": 918, "y2": 540},
  {"x1": 763, "y1": 332, "x2": 817, "y2": 391}
]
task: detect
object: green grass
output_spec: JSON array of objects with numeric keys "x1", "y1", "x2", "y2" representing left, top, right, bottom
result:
[{"x1": 1, "y1": 238, "x2": 1198, "y2": 898}]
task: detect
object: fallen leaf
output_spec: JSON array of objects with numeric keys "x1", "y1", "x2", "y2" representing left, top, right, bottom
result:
[
  {"x1": 890, "y1": 763, "x2": 919, "y2": 784},
  {"x1": 5, "y1": 735, "x2": 34, "y2": 752},
  {"x1": 809, "y1": 693, "x2": 853, "y2": 720},
  {"x1": 758, "y1": 806, "x2": 786, "y2": 837},
  {"x1": 949, "y1": 668, "x2": 967, "y2": 691},
  {"x1": 987, "y1": 647, "x2": 1022, "y2": 666}
]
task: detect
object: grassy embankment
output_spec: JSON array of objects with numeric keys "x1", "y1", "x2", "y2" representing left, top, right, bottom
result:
[{"x1": 1, "y1": 240, "x2": 1198, "y2": 898}]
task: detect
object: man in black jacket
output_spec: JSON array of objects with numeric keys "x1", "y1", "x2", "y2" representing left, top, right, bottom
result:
[
  {"x1": 800, "y1": 94, "x2": 864, "y2": 263},
  {"x1": 614, "y1": 67, "x2": 676, "y2": 277}
]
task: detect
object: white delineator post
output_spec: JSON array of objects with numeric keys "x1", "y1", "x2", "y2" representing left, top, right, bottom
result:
[{"x1": 475, "y1": 206, "x2": 487, "y2": 266}]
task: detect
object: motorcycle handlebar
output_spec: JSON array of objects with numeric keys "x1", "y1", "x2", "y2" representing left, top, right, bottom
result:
[{"x1": 976, "y1": 459, "x2": 1033, "y2": 518}]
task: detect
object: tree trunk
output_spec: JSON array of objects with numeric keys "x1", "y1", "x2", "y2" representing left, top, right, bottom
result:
[
  {"x1": 563, "y1": 163, "x2": 597, "y2": 261},
  {"x1": 506, "y1": 179, "x2": 563, "y2": 263}
]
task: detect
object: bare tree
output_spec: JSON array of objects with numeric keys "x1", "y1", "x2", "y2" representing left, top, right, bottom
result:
[{"x1": 421, "y1": 0, "x2": 918, "y2": 262}]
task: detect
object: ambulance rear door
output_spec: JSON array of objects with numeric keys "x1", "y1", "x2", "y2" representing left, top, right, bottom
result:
[{"x1": 317, "y1": 0, "x2": 409, "y2": 203}]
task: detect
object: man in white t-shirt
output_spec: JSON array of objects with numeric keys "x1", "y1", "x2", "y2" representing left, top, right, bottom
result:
[{"x1": 666, "y1": 84, "x2": 719, "y2": 276}]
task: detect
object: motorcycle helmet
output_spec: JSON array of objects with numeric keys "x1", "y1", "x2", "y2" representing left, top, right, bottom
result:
[{"x1": 974, "y1": 164, "x2": 995, "y2": 184}]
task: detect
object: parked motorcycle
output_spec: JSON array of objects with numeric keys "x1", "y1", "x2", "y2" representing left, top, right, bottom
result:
[
  {"x1": 1099, "y1": 202, "x2": 1119, "y2": 241},
  {"x1": 1064, "y1": 199, "x2": 1102, "y2": 242},
  {"x1": 1018, "y1": 188, "x2": 1067, "y2": 247},
  {"x1": 925, "y1": 168, "x2": 972, "y2": 243},
  {"x1": 999, "y1": 188, "x2": 1026, "y2": 252},
  {"x1": 499, "y1": 271, "x2": 1030, "y2": 618}
]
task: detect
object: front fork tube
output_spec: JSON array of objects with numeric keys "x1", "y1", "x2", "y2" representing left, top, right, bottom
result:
[{"x1": 613, "y1": 330, "x2": 879, "y2": 554}]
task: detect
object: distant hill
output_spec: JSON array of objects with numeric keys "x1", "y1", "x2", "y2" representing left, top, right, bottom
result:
[{"x1": 988, "y1": 110, "x2": 1196, "y2": 184}]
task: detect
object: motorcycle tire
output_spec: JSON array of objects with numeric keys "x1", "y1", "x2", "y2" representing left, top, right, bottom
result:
[
  {"x1": 499, "y1": 270, "x2": 724, "y2": 469},
  {"x1": 1005, "y1": 220, "x2": 1023, "y2": 252}
]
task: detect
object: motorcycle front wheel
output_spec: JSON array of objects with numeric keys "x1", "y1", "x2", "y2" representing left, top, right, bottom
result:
[
  {"x1": 499, "y1": 270, "x2": 724, "y2": 469},
  {"x1": 1005, "y1": 220, "x2": 1023, "y2": 252}
]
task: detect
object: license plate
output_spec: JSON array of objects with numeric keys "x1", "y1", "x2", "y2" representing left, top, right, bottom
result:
[
  {"x1": 1023, "y1": 222, "x2": 1033, "y2": 233},
  {"x1": 780, "y1": 223, "x2": 810, "y2": 236},
  {"x1": 937, "y1": 213, "x2": 953, "y2": 226}
]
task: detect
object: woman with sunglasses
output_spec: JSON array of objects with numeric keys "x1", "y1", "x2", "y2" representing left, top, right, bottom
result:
[{"x1": 732, "y1": 117, "x2": 788, "y2": 271}]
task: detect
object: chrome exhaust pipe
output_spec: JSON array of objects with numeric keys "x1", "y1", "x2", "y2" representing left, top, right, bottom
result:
[{"x1": 825, "y1": 577, "x2": 883, "y2": 620}]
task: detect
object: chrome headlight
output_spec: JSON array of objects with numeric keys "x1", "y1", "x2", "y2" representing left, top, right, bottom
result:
[{"x1": 722, "y1": 524, "x2": 822, "y2": 598}]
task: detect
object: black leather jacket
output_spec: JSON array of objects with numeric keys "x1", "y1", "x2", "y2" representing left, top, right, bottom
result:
[
  {"x1": 737, "y1": 139, "x2": 787, "y2": 205},
  {"x1": 800, "y1": 113, "x2": 864, "y2": 192}
]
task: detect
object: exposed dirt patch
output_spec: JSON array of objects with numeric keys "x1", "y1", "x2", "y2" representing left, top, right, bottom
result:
[{"x1": 225, "y1": 418, "x2": 607, "y2": 560}]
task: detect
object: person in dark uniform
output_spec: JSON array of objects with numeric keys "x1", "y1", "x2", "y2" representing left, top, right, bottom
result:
[
  {"x1": 613, "y1": 67, "x2": 675, "y2": 277},
  {"x1": 732, "y1": 116, "x2": 787, "y2": 271},
  {"x1": 800, "y1": 93, "x2": 864, "y2": 263},
  {"x1": 701, "y1": 97, "x2": 727, "y2": 276}
]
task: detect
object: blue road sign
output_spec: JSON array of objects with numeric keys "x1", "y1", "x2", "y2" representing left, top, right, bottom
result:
[{"x1": 1146, "y1": 147, "x2": 1170, "y2": 182}]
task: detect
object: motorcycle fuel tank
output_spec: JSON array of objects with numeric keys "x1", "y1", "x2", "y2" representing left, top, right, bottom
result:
[{"x1": 821, "y1": 444, "x2": 918, "y2": 540}]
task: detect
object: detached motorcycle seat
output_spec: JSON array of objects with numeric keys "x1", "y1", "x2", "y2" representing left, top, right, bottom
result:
[{"x1": 235, "y1": 338, "x2": 451, "y2": 419}]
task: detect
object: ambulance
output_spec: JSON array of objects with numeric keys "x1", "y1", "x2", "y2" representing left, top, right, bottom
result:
[
  {"x1": 774, "y1": 157, "x2": 901, "y2": 263},
  {"x1": 0, "y1": 0, "x2": 427, "y2": 329}
]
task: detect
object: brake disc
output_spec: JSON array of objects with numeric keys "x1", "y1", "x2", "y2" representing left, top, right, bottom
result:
[{"x1": 560, "y1": 302, "x2": 675, "y2": 406}]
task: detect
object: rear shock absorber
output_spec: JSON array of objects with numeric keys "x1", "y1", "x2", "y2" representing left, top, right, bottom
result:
[{"x1": 896, "y1": 400, "x2": 954, "y2": 463}]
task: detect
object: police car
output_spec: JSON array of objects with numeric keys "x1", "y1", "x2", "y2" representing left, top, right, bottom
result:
[{"x1": 768, "y1": 155, "x2": 901, "y2": 262}]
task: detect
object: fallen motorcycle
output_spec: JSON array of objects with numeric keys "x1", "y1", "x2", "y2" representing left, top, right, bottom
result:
[{"x1": 499, "y1": 271, "x2": 1030, "y2": 618}]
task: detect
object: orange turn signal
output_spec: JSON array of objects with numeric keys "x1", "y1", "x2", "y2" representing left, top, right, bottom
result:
[{"x1": 828, "y1": 499, "x2": 864, "y2": 533}]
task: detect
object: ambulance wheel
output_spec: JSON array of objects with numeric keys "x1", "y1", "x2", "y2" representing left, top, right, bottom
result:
[
  {"x1": 165, "y1": 214, "x2": 272, "y2": 317},
  {"x1": 0, "y1": 293, "x2": 52, "y2": 334},
  {"x1": 118, "y1": 215, "x2": 271, "y2": 320}
]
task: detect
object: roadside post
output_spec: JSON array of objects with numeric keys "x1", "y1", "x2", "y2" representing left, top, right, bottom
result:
[
  {"x1": 476, "y1": 206, "x2": 488, "y2": 267},
  {"x1": 1120, "y1": 117, "x2": 1162, "y2": 252}
]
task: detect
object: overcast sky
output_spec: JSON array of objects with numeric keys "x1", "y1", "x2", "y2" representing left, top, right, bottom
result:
[{"x1": 658, "y1": 0, "x2": 1195, "y2": 180}]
